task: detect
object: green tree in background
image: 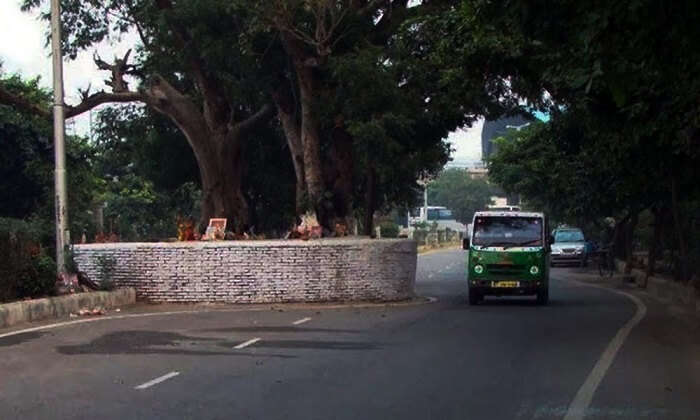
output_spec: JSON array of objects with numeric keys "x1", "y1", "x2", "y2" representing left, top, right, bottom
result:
[
  {"x1": 0, "y1": 71, "x2": 101, "y2": 243},
  {"x1": 427, "y1": 169, "x2": 494, "y2": 225}
]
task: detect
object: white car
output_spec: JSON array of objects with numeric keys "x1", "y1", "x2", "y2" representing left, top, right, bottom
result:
[{"x1": 550, "y1": 228, "x2": 587, "y2": 266}]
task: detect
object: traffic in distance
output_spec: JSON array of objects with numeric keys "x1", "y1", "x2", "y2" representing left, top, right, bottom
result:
[{"x1": 408, "y1": 202, "x2": 597, "y2": 306}]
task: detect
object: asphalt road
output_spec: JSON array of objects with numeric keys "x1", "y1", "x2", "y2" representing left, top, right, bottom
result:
[{"x1": 1, "y1": 249, "x2": 699, "y2": 419}]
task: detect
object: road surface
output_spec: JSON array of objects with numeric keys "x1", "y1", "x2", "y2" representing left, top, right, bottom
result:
[{"x1": 1, "y1": 249, "x2": 699, "y2": 419}]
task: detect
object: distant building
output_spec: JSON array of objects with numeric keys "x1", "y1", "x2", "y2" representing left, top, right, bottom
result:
[
  {"x1": 445, "y1": 157, "x2": 485, "y2": 169},
  {"x1": 481, "y1": 115, "x2": 533, "y2": 161},
  {"x1": 466, "y1": 167, "x2": 488, "y2": 180}
]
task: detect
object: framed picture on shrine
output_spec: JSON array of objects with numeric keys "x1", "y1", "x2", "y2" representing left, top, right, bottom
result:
[{"x1": 204, "y1": 218, "x2": 227, "y2": 240}]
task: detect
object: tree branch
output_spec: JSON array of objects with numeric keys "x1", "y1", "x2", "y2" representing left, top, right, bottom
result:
[
  {"x1": 65, "y1": 90, "x2": 145, "y2": 118},
  {"x1": 1, "y1": 82, "x2": 145, "y2": 120},
  {"x1": 235, "y1": 103, "x2": 275, "y2": 134}
]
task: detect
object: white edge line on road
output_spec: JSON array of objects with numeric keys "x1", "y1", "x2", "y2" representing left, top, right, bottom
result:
[
  {"x1": 563, "y1": 282, "x2": 647, "y2": 420},
  {"x1": 234, "y1": 337, "x2": 261, "y2": 349},
  {"x1": 292, "y1": 317, "x2": 312, "y2": 325},
  {"x1": 134, "y1": 371, "x2": 180, "y2": 390}
]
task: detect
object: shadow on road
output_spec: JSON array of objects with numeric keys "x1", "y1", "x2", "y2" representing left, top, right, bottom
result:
[
  {"x1": 55, "y1": 330, "x2": 295, "y2": 358},
  {"x1": 0, "y1": 331, "x2": 50, "y2": 347},
  {"x1": 445, "y1": 297, "x2": 599, "y2": 309}
]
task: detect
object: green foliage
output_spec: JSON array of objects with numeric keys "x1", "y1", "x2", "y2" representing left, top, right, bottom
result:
[
  {"x1": 427, "y1": 169, "x2": 495, "y2": 225},
  {"x1": 92, "y1": 105, "x2": 201, "y2": 240},
  {"x1": 0, "y1": 74, "x2": 53, "y2": 218},
  {"x1": 0, "y1": 217, "x2": 56, "y2": 302},
  {"x1": 0, "y1": 72, "x2": 102, "y2": 246},
  {"x1": 379, "y1": 221, "x2": 400, "y2": 238}
]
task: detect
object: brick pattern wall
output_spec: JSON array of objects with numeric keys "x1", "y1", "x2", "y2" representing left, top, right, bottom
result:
[{"x1": 73, "y1": 239, "x2": 416, "y2": 303}]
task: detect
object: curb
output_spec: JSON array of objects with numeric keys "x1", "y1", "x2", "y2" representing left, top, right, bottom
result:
[
  {"x1": 418, "y1": 244, "x2": 461, "y2": 255},
  {"x1": 565, "y1": 268, "x2": 699, "y2": 319},
  {"x1": 0, "y1": 288, "x2": 136, "y2": 329}
]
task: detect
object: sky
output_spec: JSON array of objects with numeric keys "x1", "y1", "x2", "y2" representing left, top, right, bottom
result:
[
  {"x1": 0, "y1": 0, "x2": 484, "y2": 162},
  {"x1": 0, "y1": 0, "x2": 139, "y2": 137}
]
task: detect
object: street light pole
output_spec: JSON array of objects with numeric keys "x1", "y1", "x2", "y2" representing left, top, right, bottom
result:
[{"x1": 51, "y1": 0, "x2": 69, "y2": 274}]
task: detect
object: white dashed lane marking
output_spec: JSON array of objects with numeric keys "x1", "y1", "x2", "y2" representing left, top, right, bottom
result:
[
  {"x1": 234, "y1": 337, "x2": 262, "y2": 349},
  {"x1": 292, "y1": 317, "x2": 312, "y2": 325},
  {"x1": 134, "y1": 371, "x2": 180, "y2": 390}
]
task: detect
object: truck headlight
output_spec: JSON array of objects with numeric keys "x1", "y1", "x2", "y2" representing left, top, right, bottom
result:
[
  {"x1": 474, "y1": 265, "x2": 484, "y2": 274},
  {"x1": 530, "y1": 266, "x2": 540, "y2": 275}
]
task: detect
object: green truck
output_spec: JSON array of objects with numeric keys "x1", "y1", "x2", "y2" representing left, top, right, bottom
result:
[{"x1": 463, "y1": 211, "x2": 550, "y2": 305}]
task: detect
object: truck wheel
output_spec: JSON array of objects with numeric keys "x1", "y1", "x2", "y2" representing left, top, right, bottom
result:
[
  {"x1": 536, "y1": 288, "x2": 549, "y2": 305},
  {"x1": 468, "y1": 290, "x2": 481, "y2": 305}
]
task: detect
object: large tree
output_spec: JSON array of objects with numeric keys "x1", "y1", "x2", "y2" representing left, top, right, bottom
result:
[
  {"x1": 254, "y1": 0, "x2": 517, "y2": 232},
  {"x1": 1, "y1": 0, "x2": 279, "y2": 233}
]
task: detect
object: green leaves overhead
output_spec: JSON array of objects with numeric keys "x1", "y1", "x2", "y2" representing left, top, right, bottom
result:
[{"x1": 427, "y1": 169, "x2": 495, "y2": 225}]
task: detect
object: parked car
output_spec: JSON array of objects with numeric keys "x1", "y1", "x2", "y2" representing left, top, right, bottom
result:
[{"x1": 550, "y1": 227, "x2": 588, "y2": 266}]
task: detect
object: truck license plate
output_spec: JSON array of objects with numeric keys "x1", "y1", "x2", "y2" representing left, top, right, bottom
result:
[{"x1": 492, "y1": 281, "x2": 519, "y2": 288}]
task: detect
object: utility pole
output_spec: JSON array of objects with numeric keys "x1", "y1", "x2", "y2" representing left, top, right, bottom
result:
[{"x1": 51, "y1": 0, "x2": 69, "y2": 274}]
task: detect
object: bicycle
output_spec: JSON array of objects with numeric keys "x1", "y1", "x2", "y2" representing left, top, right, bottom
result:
[{"x1": 596, "y1": 246, "x2": 615, "y2": 278}]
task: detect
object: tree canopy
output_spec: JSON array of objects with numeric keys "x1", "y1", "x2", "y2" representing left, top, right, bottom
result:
[{"x1": 427, "y1": 169, "x2": 494, "y2": 225}]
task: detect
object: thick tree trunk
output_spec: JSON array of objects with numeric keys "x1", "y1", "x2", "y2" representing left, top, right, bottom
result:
[
  {"x1": 645, "y1": 206, "x2": 665, "y2": 286},
  {"x1": 326, "y1": 118, "x2": 354, "y2": 221},
  {"x1": 197, "y1": 134, "x2": 249, "y2": 234},
  {"x1": 364, "y1": 162, "x2": 377, "y2": 237},
  {"x1": 670, "y1": 174, "x2": 688, "y2": 281},
  {"x1": 295, "y1": 65, "x2": 327, "y2": 226},
  {"x1": 624, "y1": 212, "x2": 638, "y2": 275},
  {"x1": 144, "y1": 77, "x2": 263, "y2": 235},
  {"x1": 612, "y1": 215, "x2": 629, "y2": 260},
  {"x1": 273, "y1": 88, "x2": 306, "y2": 218}
]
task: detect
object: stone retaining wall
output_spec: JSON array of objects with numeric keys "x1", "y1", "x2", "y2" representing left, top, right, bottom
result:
[{"x1": 73, "y1": 239, "x2": 417, "y2": 303}]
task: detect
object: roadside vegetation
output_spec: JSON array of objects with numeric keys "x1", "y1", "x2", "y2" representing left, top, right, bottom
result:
[
  {"x1": 427, "y1": 169, "x2": 495, "y2": 226},
  {"x1": 0, "y1": 0, "x2": 698, "y2": 299},
  {"x1": 483, "y1": 0, "x2": 700, "y2": 287}
]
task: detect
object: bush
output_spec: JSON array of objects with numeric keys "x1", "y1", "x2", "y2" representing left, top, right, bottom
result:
[
  {"x1": 0, "y1": 218, "x2": 57, "y2": 302},
  {"x1": 379, "y1": 221, "x2": 400, "y2": 238}
]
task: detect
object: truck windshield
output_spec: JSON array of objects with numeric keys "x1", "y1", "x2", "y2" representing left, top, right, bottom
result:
[
  {"x1": 472, "y1": 216, "x2": 543, "y2": 247},
  {"x1": 555, "y1": 230, "x2": 584, "y2": 242},
  {"x1": 427, "y1": 209, "x2": 454, "y2": 220}
]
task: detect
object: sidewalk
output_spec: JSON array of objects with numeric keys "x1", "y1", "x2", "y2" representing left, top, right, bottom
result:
[{"x1": 562, "y1": 266, "x2": 700, "y2": 321}]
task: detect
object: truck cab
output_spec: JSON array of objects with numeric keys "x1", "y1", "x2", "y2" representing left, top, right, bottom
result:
[{"x1": 463, "y1": 211, "x2": 550, "y2": 305}]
